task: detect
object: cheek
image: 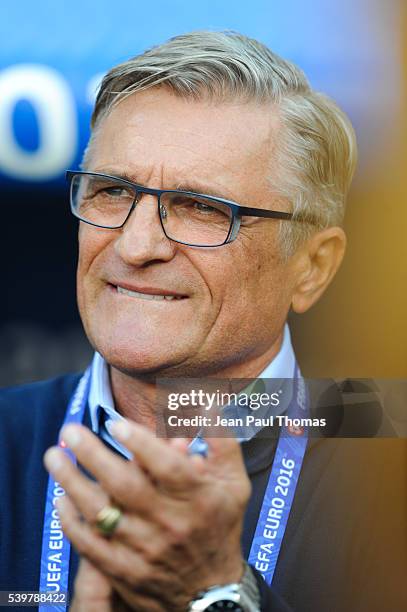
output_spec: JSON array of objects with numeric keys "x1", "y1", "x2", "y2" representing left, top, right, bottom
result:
[
  {"x1": 76, "y1": 229, "x2": 111, "y2": 307},
  {"x1": 77, "y1": 225, "x2": 112, "y2": 270},
  {"x1": 227, "y1": 240, "x2": 291, "y2": 319},
  {"x1": 194, "y1": 237, "x2": 287, "y2": 319}
]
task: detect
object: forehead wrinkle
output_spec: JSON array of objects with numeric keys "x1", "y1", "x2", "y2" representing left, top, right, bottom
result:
[
  {"x1": 156, "y1": 132, "x2": 275, "y2": 202},
  {"x1": 89, "y1": 97, "x2": 280, "y2": 205},
  {"x1": 159, "y1": 121, "x2": 275, "y2": 164},
  {"x1": 158, "y1": 143, "x2": 246, "y2": 200},
  {"x1": 93, "y1": 145, "x2": 248, "y2": 201},
  {"x1": 90, "y1": 159, "x2": 237, "y2": 200},
  {"x1": 115, "y1": 98, "x2": 277, "y2": 168}
]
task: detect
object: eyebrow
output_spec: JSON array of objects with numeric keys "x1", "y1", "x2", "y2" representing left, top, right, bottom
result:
[
  {"x1": 174, "y1": 181, "x2": 234, "y2": 200},
  {"x1": 92, "y1": 168, "x2": 235, "y2": 201}
]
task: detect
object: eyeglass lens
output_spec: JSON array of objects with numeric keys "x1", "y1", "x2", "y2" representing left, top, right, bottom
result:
[{"x1": 71, "y1": 174, "x2": 234, "y2": 246}]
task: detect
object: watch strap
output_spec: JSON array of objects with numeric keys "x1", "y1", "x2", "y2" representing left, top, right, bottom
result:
[{"x1": 187, "y1": 562, "x2": 261, "y2": 612}]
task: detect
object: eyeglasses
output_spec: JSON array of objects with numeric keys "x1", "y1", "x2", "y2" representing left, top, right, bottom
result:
[{"x1": 66, "y1": 170, "x2": 304, "y2": 248}]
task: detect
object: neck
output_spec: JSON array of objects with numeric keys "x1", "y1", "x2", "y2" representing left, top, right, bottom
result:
[{"x1": 109, "y1": 331, "x2": 285, "y2": 431}]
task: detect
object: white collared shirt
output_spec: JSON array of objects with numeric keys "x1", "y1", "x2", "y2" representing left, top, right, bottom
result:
[{"x1": 88, "y1": 323, "x2": 297, "y2": 458}]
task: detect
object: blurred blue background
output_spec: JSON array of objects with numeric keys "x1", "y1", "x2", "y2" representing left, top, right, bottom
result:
[
  {"x1": 1, "y1": 0, "x2": 405, "y2": 383},
  {"x1": 0, "y1": 0, "x2": 400, "y2": 187}
]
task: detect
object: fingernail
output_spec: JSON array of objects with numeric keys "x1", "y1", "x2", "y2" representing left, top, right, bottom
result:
[
  {"x1": 44, "y1": 447, "x2": 64, "y2": 471},
  {"x1": 110, "y1": 420, "x2": 131, "y2": 440},
  {"x1": 61, "y1": 425, "x2": 82, "y2": 448}
]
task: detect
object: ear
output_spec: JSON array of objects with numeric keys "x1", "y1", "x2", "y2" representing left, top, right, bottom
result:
[{"x1": 291, "y1": 227, "x2": 346, "y2": 314}]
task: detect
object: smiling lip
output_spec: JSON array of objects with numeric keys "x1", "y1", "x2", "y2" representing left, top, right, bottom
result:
[{"x1": 109, "y1": 283, "x2": 187, "y2": 301}]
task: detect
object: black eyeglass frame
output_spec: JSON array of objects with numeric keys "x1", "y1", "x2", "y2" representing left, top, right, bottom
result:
[{"x1": 66, "y1": 170, "x2": 298, "y2": 248}]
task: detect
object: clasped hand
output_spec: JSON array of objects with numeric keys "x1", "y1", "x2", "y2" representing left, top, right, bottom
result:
[{"x1": 44, "y1": 421, "x2": 251, "y2": 611}]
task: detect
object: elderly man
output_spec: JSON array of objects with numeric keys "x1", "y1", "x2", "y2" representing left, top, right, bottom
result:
[{"x1": 1, "y1": 31, "x2": 406, "y2": 612}]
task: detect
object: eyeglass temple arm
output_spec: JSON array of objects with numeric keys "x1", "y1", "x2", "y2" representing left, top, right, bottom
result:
[
  {"x1": 236, "y1": 205, "x2": 293, "y2": 220},
  {"x1": 237, "y1": 205, "x2": 319, "y2": 225}
]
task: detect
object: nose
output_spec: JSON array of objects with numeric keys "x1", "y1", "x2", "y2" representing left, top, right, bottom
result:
[{"x1": 113, "y1": 193, "x2": 176, "y2": 266}]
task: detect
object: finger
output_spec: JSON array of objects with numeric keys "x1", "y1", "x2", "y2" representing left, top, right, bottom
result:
[
  {"x1": 72, "y1": 558, "x2": 112, "y2": 612},
  {"x1": 168, "y1": 437, "x2": 191, "y2": 453},
  {"x1": 45, "y1": 446, "x2": 183, "y2": 551},
  {"x1": 110, "y1": 420, "x2": 204, "y2": 489},
  {"x1": 44, "y1": 447, "x2": 110, "y2": 523},
  {"x1": 205, "y1": 434, "x2": 242, "y2": 466},
  {"x1": 56, "y1": 425, "x2": 160, "y2": 513},
  {"x1": 57, "y1": 485, "x2": 162, "y2": 562},
  {"x1": 198, "y1": 415, "x2": 240, "y2": 455},
  {"x1": 56, "y1": 495, "x2": 150, "y2": 585}
]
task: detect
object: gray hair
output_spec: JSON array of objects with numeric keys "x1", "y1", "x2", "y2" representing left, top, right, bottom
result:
[{"x1": 87, "y1": 30, "x2": 357, "y2": 255}]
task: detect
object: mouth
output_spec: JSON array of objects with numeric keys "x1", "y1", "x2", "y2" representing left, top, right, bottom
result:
[{"x1": 109, "y1": 283, "x2": 187, "y2": 302}]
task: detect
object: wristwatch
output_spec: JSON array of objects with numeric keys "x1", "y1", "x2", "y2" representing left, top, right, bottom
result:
[{"x1": 187, "y1": 562, "x2": 261, "y2": 612}]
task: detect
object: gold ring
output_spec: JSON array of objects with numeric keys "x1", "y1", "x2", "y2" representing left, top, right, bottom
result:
[{"x1": 95, "y1": 505, "x2": 122, "y2": 537}]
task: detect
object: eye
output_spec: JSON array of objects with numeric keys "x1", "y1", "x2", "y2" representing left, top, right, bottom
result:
[
  {"x1": 99, "y1": 186, "x2": 128, "y2": 197},
  {"x1": 193, "y1": 200, "x2": 217, "y2": 213},
  {"x1": 162, "y1": 192, "x2": 232, "y2": 223},
  {"x1": 188, "y1": 198, "x2": 230, "y2": 217},
  {"x1": 84, "y1": 182, "x2": 134, "y2": 204}
]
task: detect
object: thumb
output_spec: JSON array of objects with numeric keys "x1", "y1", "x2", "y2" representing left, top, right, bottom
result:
[{"x1": 205, "y1": 433, "x2": 246, "y2": 475}]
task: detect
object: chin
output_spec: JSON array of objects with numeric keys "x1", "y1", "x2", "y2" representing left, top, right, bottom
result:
[{"x1": 93, "y1": 334, "x2": 187, "y2": 378}]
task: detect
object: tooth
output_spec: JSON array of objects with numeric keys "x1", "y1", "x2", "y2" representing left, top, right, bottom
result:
[{"x1": 117, "y1": 286, "x2": 177, "y2": 301}]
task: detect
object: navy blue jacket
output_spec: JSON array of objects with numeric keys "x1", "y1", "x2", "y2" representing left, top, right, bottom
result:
[{"x1": 1, "y1": 375, "x2": 406, "y2": 611}]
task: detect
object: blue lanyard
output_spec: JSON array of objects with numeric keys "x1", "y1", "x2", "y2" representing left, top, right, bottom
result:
[
  {"x1": 247, "y1": 367, "x2": 309, "y2": 585},
  {"x1": 39, "y1": 365, "x2": 308, "y2": 608},
  {"x1": 38, "y1": 368, "x2": 91, "y2": 612}
]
